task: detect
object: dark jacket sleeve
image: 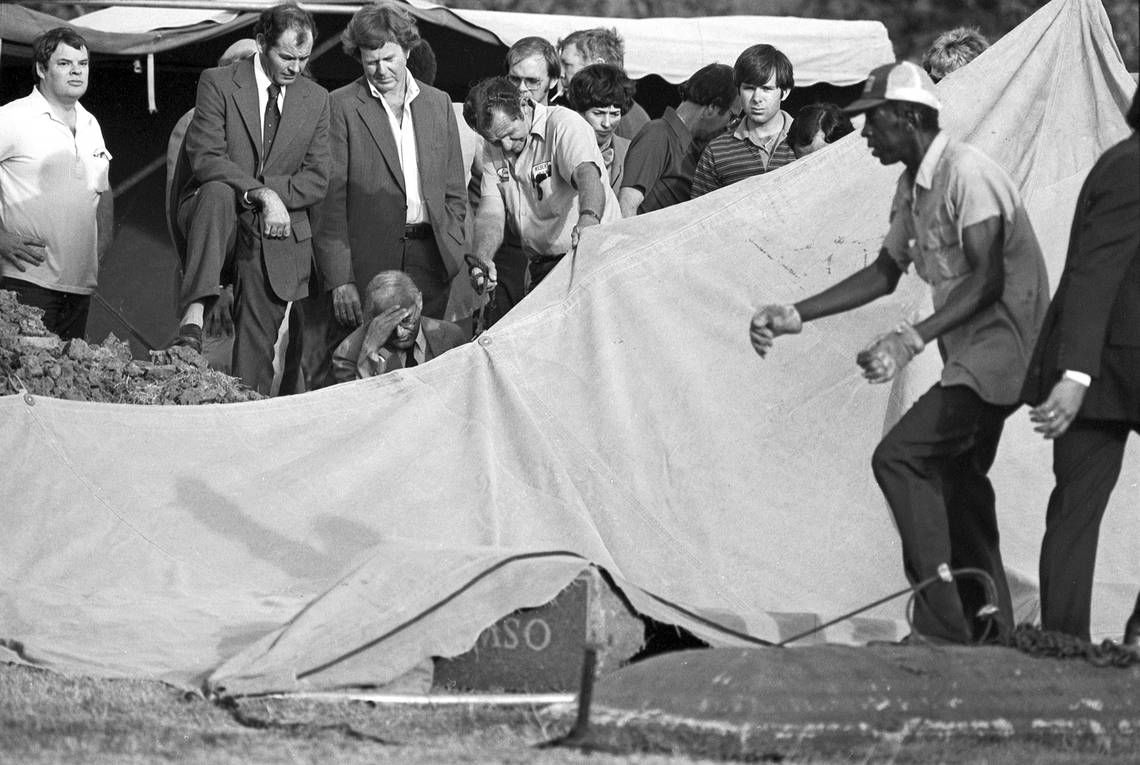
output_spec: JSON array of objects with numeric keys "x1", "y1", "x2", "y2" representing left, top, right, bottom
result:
[
  {"x1": 312, "y1": 91, "x2": 353, "y2": 290},
  {"x1": 438, "y1": 90, "x2": 468, "y2": 277},
  {"x1": 184, "y1": 68, "x2": 261, "y2": 197},
  {"x1": 1055, "y1": 142, "x2": 1140, "y2": 375}
]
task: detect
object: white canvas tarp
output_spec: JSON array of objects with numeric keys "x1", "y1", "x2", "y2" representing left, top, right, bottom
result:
[{"x1": 1, "y1": 0, "x2": 1135, "y2": 694}]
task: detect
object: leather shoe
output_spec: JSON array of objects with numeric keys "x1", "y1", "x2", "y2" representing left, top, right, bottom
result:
[{"x1": 170, "y1": 323, "x2": 203, "y2": 354}]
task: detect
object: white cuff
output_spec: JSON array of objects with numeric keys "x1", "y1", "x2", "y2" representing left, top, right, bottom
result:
[{"x1": 1063, "y1": 370, "x2": 1091, "y2": 387}]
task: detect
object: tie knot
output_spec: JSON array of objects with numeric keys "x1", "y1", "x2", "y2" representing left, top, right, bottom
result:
[{"x1": 268, "y1": 84, "x2": 280, "y2": 100}]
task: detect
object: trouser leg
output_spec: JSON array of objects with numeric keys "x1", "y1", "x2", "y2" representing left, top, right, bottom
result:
[
  {"x1": 942, "y1": 406, "x2": 1015, "y2": 641},
  {"x1": 871, "y1": 384, "x2": 1012, "y2": 643},
  {"x1": 54, "y1": 292, "x2": 91, "y2": 342},
  {"x1": 526, "y1": 255, "x2": 563, "y2": 293},
  {"x1": 299, "y1": 291, "x2": 335, "y2": 391},
  {"x1": 1124, "y1": 589, "x2": 1140, "y2": 645},
  {"x1": 484, "y1": 239, "x2": 526, "y2": 328},
  {"x1": 402, "y1": 237, "x2": 451, "y2": 320},
  {"x1": 231, "y1": 238, "x2": 288, "y2": 396},
  {"x1": 177, "y1": 181, "x2": 239, "y2": 315},
  {"x1": 1, "y1": 278, "x2": 90, "y2": 340},
  {"x1": 1039, "y1": 419, "x2": 1130, "y2": 641},
  {"x1": 276, "y1": 300, "x2": 306, "y2": 396}
]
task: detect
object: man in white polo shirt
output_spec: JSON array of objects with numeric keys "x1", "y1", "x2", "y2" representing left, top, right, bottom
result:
[
  {"x1": 463, "y1": 75, "x2": 619, "y2": 298},
  {"x1": 0, "y1": 27, "x2": 113, "y2": 340}
]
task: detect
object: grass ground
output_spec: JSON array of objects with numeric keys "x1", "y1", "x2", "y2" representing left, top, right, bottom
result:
[{"x1": 1, "y1": 661, "x2": 1136, "y2": 764}]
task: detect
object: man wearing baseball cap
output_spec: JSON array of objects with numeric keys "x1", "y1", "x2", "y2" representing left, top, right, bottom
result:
[{"x1": 749, "y1": 61, "x2": 1050, "y2": 645}]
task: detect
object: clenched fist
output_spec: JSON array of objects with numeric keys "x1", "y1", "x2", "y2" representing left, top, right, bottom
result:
[{"x1": 749, "y1": 304, "x2": 802, "y2": 357}]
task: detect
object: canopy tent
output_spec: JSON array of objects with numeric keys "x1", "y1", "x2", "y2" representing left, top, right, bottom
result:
[
  {"x1": 0, "y1": 1, "x2": 895, "y2": 357},
  {"x1": 1, "y1": 0, "x2": 1136, "y2": 695},
  {"x1": 0, "y1": 1, "x2": 894, "y2": 87},
  {"x1": 399, "y1": 0, "x2": 894, "y2": 85}
]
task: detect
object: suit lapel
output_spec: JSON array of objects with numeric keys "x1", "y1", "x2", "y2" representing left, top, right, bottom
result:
[
  {"x1": 410, "y1": 89, "x2": 434, "y2": 181},
  {"x1": 354, "y1": 78, "x2": 405, "y2": 194},
  {"x1": 232, "y1": 59, "x2": 263, "y2": 165},
  {"x1": 270, "y1": 77, "x2": 309, "y2": 167}
]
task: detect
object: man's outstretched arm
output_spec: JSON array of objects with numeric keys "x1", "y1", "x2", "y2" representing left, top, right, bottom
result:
[{"x1": 750, "y1": 249, "x2": 904, "y2": 357}]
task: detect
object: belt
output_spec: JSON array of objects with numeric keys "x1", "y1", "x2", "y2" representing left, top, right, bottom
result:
[{"x1": 403, "y1": 223, "x2": 433, "y2": 240}]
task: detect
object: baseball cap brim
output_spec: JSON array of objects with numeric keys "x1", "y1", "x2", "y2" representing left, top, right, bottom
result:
[{"x1": 842, "y1": 96, "x2": 888, "y2": 115}]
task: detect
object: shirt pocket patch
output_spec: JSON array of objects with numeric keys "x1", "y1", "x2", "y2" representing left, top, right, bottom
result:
[
  {"x1": 918, "y1": 221, "x2": 968, "y2": 282},
  {"x1": 84, "y1": 148, "x2": 112, "y2": 193}
]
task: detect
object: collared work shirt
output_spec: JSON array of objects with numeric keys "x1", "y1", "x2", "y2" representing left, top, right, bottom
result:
[
  {"x1": 478, "y1": 103, "x2": 619, "y2": 258},
  {"x1": 621, "y1": 107, "x2": 699, "y2": 214},
  {"x1": 369, "y1": 76, "x2": 426, "y2": 224},
  {"x1": 882, "y1": 132, "x2": 1050, "y2": 405},
  {"x1": 690, "y1": 110, "x2": 796, "y2": 197},
  {"x1": 0, "y1": 87, "x2": 111, "y2": 294}
]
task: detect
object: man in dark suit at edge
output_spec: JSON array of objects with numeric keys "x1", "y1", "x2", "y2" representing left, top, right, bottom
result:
[
  {"x1": 1022, "y1": 86, "x2": 1140, "y2": 647},
  {"x1": 180, "y1": 2, "x2": 330, "y2": 394}
]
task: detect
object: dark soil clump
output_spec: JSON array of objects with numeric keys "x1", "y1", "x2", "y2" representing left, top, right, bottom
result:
[{"x1": 0, "y1": 289, "x2": 261, "y2": 405}]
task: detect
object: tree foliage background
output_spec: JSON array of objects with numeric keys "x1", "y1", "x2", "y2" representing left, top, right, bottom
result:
[{"x1": 447, "y1": 0, "x2": 1139, "y2": 71}]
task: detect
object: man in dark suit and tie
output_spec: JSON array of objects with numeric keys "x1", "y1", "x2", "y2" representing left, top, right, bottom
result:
[
  {"x1": 179, "y1": 3, "x2": 330, "y2": 394},
  {"x1": 313, "y1": 1, "x2": 465, "y2": 366},
  {"x1": 1021, "y1": 86, "x2": 1140, "y2": 644},
  {"x1": 165, "y1": 39, "x2": 257, "y2": 358}
]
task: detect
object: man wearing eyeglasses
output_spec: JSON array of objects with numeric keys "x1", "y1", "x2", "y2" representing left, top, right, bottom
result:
[
  {"x1": 462, "y1": 76, "x2": 620, "y2": 300},
  {"x1": 506, "y1": 36, "x2": 559, "y2": 106},
  {"x1": 331, "y1": 270, "x2": 464, "y2": 382}
]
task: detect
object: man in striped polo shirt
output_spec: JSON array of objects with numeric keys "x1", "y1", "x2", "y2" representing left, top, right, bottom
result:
[{"x1": 690, "y1": 44, "x2": 796, "y2": 198}]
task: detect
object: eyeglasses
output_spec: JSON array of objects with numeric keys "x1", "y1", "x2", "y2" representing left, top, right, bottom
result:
[{"x1": 507, "y1": 75, "x2": 545, "y2": 93}]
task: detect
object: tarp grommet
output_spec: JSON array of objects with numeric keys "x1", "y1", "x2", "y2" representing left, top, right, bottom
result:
[
  {"x1": 23, "y1": 393, "x2": 34, "y2": 406},
  {"x1": 478, "y1": 336, "x2": 492, "y2": 347}
]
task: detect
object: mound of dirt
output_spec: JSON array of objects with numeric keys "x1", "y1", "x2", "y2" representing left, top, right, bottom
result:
[{"x1": 0, "y1": 289, "x2": 261, "y2": 405}]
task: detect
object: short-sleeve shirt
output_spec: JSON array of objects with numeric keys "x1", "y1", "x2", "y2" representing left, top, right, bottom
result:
[
  {"x1": 477, "y1": 103, "x2": 619, "y2": 258},
  {"x1": 690, "y1": 110, "x2": 795, "y2": 198},
  {"x1": 0, "y1": 88, "x2": 111, "y2": 294},
  {"x1": 614, "y1": 100, "x2": 651, "y2": 141},
  {"x1": 882, "y1": 132, "x2": 1049, "y2": 405},
  {"x1": 621, "y1": 107, "x2": 700, "y2": 214}
]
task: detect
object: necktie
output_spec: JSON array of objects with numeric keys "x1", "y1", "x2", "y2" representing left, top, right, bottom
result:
[
  {"x1": 263, "y1": 84, "x2": 281, "y2": 159},
  {"x1": 405, "y1": 347, "x2": 418, "y2": 368}
]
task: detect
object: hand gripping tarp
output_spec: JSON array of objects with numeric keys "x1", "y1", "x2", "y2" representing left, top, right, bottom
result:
[{"x1": 1, "y1": 0, "x2": 1136, "y2": 693}]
